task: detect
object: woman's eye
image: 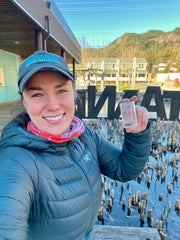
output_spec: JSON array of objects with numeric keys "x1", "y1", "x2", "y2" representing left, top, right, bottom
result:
[
  {"x1": 32, "y1": 93, "x2": 42, "y2": 97},
  {"x1": 57, "y1": 89, "x2": 65, "y2": 94}
]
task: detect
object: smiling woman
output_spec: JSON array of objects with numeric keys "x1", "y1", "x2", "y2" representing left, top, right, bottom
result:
[{"x1": 0, "y1": 50, "x2": 152, "y2": 240}]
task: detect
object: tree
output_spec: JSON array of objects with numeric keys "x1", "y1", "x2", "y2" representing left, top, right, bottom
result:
[{"x1": 175, "y1": 43, "x2": 180, "y2": 71}]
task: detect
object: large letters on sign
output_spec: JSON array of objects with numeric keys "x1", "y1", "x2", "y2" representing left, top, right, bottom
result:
[{"x1": 75, "y1": 86, "x2": 180, "y2": 120}]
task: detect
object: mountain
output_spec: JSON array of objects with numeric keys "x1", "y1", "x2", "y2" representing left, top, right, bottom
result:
[{"x1": 80, "y1": 28, "x2": 180, "y2": 72}]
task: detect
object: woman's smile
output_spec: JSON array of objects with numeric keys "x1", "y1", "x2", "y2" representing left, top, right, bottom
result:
[{"x1": 43, "y1": 113, "x2": 64, "y2": 122}]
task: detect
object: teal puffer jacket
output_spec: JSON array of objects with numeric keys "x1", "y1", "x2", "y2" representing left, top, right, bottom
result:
[{"x1": 0, "y1": 120, "x2": 152, "y2": 240}]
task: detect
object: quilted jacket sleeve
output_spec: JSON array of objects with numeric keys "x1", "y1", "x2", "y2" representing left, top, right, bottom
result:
[
  {"x1": 0, "y1": 147, "x2": 38, "y2": 240},
  {"x1": 93, "y1": 121, "x2": 152, "y2": 182}
]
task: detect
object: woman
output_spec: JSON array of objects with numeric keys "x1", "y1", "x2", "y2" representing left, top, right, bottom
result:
[{"x1": 0, "y1": 51, "x2": 152, "y2": 240}]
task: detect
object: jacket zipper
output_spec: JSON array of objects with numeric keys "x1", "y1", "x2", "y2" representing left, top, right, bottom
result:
[{"x1": 68, "y1": 147, "x2": 95, "y2": 233}]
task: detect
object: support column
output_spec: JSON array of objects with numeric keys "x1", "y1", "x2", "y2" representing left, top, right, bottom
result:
[
  {"x1": 61, "y1": 49, "x2": 66, "y2": 60},
  {"x1": 35, "y1": 31, "x2": 43, "y2": 51},
  {"x1": 43, "y1": 39, "x2": 47, "y2": 51},
  {"x1": 73, "y1": 59, "x2": 76, "y2": 80}
]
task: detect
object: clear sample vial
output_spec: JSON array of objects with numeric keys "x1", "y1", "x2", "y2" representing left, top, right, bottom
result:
[{"x1": 120, "y1": 101, "x2": 137, "y2": 128}]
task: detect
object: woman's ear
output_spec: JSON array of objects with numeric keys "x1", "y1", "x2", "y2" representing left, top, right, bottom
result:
[
  {"x1": 20, "y1": 92, "x2": 23, "y2": 100},
  {"x1": 21, "y1": 92, "x2": 27, "y2": 110},
  {"x1": 20, "y1": 92, "x2": 25, "y2": 107}
]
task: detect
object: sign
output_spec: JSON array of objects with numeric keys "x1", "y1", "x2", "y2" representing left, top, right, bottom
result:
[{"x1": 75, "y1": 86, "x2": 180, "y2": 120}]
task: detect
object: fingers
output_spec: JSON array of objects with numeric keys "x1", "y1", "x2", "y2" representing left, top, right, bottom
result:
[
  {"x1": 120, "y1": 95, "x2": 137, "y2": 103},
  {"x1": 126, "y1": 106, "x2": 148, "y2": 133},
  {"x1": 120, "y1": 95, "x2": 148, "y2": 133},
  {"x1": 136, "y1": 106, "x2": 148, "y2": 131},
  {"x1": 136, "y1": 105, "x2": 143, "y2": 120},
  {"x1": 136, "y1": 105, "x2": 147, "y2": 118},
  {"x1": 136, "y1": 106, "x2": 148, "y2": 123},
  {"x1": 129, "y1": 96, "x2": 137, "y2": 102}
]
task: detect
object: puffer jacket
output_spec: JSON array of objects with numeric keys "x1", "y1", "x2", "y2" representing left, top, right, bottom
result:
[{"x1": 0, "y1": 120, "x2": 152, "y2": 240}]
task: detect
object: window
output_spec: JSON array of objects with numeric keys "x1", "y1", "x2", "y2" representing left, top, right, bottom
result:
[
  {"x1": 139, "y1": 64, "x2": 144, "y2": 69},
  {"x1": 0, "y1": 68, "x2": 4, "y2": 86},
  {"x1": 138, "y1": 73, "x2": 145, "y2": 78}
]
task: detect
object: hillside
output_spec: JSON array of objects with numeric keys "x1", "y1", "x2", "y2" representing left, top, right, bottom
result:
[{"x1": 80, "y1": 28, "x2": 180, "y2": 73}]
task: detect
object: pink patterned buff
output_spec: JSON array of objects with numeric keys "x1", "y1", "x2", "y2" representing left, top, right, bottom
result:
[{"x1": 27, "y1": 116, "x2": 85, "y2": 143}]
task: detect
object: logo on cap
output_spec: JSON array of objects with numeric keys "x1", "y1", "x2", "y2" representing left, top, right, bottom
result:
[{"x1": 25, "y1": 54, "x2": 62, "y2": 68}]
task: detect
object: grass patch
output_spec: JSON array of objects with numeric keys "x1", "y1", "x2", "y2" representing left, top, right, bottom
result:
[
  {"x1": 174, "y1": 83, "x2": 180, "y2": 88},
  {"x1": 95, "y1": 84, "x2": 146, "y2": 92}
]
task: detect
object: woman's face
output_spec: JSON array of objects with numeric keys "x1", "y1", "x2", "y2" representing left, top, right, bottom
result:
[{"x1": 22, "y1": 71, "x2": 75, "y2": 135}]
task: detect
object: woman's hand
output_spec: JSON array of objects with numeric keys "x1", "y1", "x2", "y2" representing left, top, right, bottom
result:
[{"x1": 121, "y1": 96, "x2": 148, "y2": 134}]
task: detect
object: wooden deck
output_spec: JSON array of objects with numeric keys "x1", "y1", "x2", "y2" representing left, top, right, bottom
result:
[
  {"x1": 93, "y1": 225, "x2": 161, "y2": 240},
  {"x1": 0, "y1": 102, "x2": 24, "y2": 134}
]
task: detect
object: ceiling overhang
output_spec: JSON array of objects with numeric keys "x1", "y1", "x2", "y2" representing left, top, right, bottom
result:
[{"x1": 0, "y1": 0, "x2": 81, "y2": 63}]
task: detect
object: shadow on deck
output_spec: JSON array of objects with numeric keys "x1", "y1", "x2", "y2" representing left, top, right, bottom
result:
[{"x1": 93, "y1": 225, "x2": 161, "y2": 240}]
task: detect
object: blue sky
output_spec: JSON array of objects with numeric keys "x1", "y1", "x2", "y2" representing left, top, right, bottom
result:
[{"x1": 54, "y1": 0, "x2": 180, "y2": 48}]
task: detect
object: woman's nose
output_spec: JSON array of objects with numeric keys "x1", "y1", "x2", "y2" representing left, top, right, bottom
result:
[{"x1": 46, "y1": 95, "x2": 60, "y2": 111}]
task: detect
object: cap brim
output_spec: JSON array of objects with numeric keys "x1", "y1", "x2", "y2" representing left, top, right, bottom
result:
[{"x1": 19, "y1": 65, "x2": 75, "y2": 93}]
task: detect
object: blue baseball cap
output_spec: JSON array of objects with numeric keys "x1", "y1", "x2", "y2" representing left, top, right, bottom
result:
[{"x1": 18, "y1": 51, "x2": 75, "y2": 93}]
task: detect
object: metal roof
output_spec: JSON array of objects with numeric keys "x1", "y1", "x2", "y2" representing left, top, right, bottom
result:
[
  {"x1": 136, "y1": 58, "x2": 147, "y2": 64},
  {"x1": 137, "y1": 69, "x2": 148, "y2": 74},
  {"x1": 0, "y1": 0, "x2": 81, "y2": 63},
  {"x1": 88, "y1": 58, "x2": 119, "y2": 63}
]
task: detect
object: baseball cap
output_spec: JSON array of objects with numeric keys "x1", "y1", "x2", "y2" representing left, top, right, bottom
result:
[{"x1": 18, "y1": 50, "x2": 75, "y2": 93}]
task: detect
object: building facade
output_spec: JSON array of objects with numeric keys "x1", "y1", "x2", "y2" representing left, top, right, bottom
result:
[
  {"x1": 0, "y1": 0, "x2": 81, "y2": 104},
  {"x1": 83, "y1": 57, "x2": 148, "y2": 85},
  {"x1": 0, "y1": 51, "x2": 20, "y2": 104}
]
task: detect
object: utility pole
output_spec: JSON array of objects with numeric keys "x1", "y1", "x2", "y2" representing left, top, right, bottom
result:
[{"x1": 132, "y1": 57, "x2": 136, "y2": 90}]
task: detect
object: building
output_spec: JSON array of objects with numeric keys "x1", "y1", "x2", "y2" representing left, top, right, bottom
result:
[
  {"x1": 87, "y1": 58, "x2": 120, "y2": 80},
  {"x1": 158, "y1": 63, "x2": 167, "y2": 72},
  {"x1": 0, "y1": 0, "x2": 81, "y2": 104},
  {"x1": 133, "y1": 58, "x2": 148, "y2": 82},
  {"x1": 81, "y1": 57, "x2": 148, "y2": 85},
  {"x1": 156, "y1": 73, "x2": 180, "y2": 82}
]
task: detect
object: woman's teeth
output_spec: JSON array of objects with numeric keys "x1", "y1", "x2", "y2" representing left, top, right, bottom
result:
[{"x1": 45, "y1": 114, "x2": 63, "y2": 121}]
